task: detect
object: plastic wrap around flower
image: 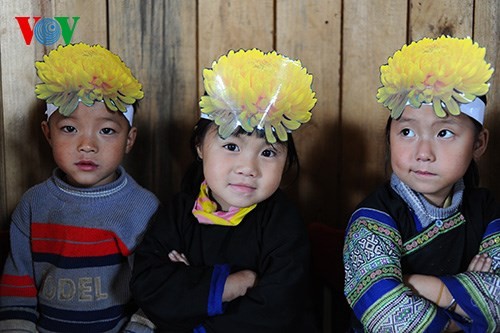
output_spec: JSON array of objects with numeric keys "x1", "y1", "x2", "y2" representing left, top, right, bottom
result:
[
  {"x1": 377, "y1": 35, "x2": 493, "y2": 119},
  {"x1": 199, "y1": 49, "x2": 317, "y2": 143},
  {"x1": 35, "y1": 43, "x2": 144, "y2": 116}
]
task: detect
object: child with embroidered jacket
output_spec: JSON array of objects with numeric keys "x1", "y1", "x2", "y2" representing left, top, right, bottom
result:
[
  {"x1": 130, "y1": 49, "x2": 316, "y2": 332},
  {"x1": 0, "y1": 43, "x2": 159, "y2": 333},
  {"x1": 343, "y1": 36, "x2": 499, "y2": 332}
]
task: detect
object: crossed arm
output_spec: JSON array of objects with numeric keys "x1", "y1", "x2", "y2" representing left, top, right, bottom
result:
[
  {"x1": 168, "y1": 250, "x2": 257, "y2": 302},
  {"x1": 403, "y1": 254, "x2": 492, "y2": 332}
]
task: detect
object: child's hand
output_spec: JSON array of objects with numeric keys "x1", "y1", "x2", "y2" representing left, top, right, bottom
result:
[
  {"x1": 168, "y1": 250, "x2": 190, "y2": 266},
  {"x1": 222, "y1": 269, "x2": 257, "y2": 302},
  {"x1": 468, "y1": 253, "x2": 492, "y2": 272}
]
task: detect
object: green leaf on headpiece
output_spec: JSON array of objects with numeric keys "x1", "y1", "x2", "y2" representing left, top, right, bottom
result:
[
  {"x1": 265, "y1": 125, "x2": 277, "y2": 144},
  {"x1": 58, "y1": 93, "x2": 80, "y2": 116},
  {"x1": 452, "y1": 92, "x2": 473, "y2": 104},
  {"x1": 216, "y1": 114, "x2": 239, "y2": 139},
  {"x1": 275, "y1": 123, "x2": 288, "y2": 142},
  {"x1": 79, "y1": 94, "x2": 94, "y2": 106},
  {"x1": 446, "y1": 98, "x2": 461, "y2": 116},
  {"x1": 282, "y1": 118, "x2": 301, "y2": 130},
  {"x1": 104, "y1": 98, "x2": 118, "y2": 111},
  {"x1": 113, "y1": 98, "x2": 127, "y2": 112},
  {"x1": 48, "y1": 92, "x2": 69, "y2": 107},
  {"x1": 390, "y1": 102, "x2": 406, "y2": 120},
  {"x1": 432, "y1": 99, "x2": 447, "y2": 118}
]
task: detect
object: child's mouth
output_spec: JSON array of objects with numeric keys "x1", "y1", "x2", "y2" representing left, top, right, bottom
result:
[{"x1": 76, "y1": 160, "x2": 98, "y2": 171}]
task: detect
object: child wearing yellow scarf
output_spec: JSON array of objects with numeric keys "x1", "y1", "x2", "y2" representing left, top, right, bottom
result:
[{"x1": 130, "y1": 49, "x2": 317, "y2": 332}]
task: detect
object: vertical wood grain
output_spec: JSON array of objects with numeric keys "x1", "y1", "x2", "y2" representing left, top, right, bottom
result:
[
  {"x1": 0, "y1": 30, "x2": 6, "y2": 249},
  {"x1": 0, "y1": 0, "x2": 498, "y2": 237},
  {"x1": 409, "y1": 0, "x2": 474, "y2": 39},
  {"x1": 0, "y1": 0, "x2": 106, "y2": 230},
  {"x1": 276, "y1": 0, "x2": 342, "y2": 224},
  {"x1": 108, "y1": 0, "x2": 198, "y2": 201},
  {"x1": 341, "y1": 0, "x2": 407, "y2": 223},
  {"x1": 1, "y1": 0, "x2": 48, "y2": 229},
  {"x1": 198, "y1": 0, "x2": 274, "y2": 95},
  {"x1": 409, "y1": 0, "x2": 500, "y2": 200},
  {"x1": 474, "y1": 0, "x2": 500, "y2": 198},
  {"x1": 51, "y1": 0, "x2": 107, "y2": 46}
]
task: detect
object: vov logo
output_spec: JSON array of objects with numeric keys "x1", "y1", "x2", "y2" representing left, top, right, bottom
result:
[{"x1": 15, "y1": 16, "x2": 80, "y2": 45}]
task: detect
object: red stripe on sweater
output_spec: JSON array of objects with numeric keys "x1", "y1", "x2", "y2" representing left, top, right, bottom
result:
[
  {"x1": 32, "y1": 239, "x2": 121, "y2": 257},
  {"x1": 33, "y1": 223, "x2": 116, "y2": 242},
  {"x1": 31, "y1": 223, "x2": 131, "y2": 256},
  {"x1": 0, "y1": 274, "x2": 33, "y2": 286},
  {"x1": 0, "y1": 274, "x2": 37, "y2": 297}
]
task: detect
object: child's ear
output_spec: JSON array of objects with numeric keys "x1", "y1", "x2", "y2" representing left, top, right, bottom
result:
[
  {"x1": 473, "y1": 128, "x2": 489, "y2": 160},
  {"x1": 41, "y1": 121, "x2": 52, "y2": 146},
  {"x1": 125, "y1": 127, "x2": 137, "y2": 154},
  {"x1": 196, "y1": 145, "x2": 203, "y2": 160}
]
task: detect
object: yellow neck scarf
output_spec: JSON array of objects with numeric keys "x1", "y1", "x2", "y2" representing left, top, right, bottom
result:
[{"x1": 192, "y1": 181, "x2": 257, "y2": 226}]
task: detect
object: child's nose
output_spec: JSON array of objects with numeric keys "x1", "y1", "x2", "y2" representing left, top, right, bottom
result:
[
  {"x1": 235, "y1": 155, "x2": 258, "y2": 177},
  {"x1": 78, "y1": 135, "x2": 97, "y2": 153},
  {"x1": 415, "y1": 139, "x2": 435, "y2": 162}
]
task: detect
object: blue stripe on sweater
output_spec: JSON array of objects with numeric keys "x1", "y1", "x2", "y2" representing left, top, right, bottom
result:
[
  {"x1": 0, "y1": 308, "x2": 38, "y2": 322},
  {"x1": 37, "y1": 303, "x2": 130, "y2": 332},
  {"x1": 33, "y1": 253, "x2": 126, "y2": 268}
]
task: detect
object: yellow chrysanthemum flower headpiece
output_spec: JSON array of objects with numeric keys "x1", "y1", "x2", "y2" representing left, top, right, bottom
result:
[
  {"x1": 199, "y1": 49, "x2": 317, "y2": 143},
  {"x1": 35, "y1": 43, "x2": 144, "y2": 121},
  {"x1": 377, "y1": 36, "x2": 493, "y2": 122}
]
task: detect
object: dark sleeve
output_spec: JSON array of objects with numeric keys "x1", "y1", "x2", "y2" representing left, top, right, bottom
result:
[
  {"x1": 130, "y1": 201, "x2": 220, "y2": 332},
  {"x1": 203, "y1": 193, "x2": 311, "y2": 333}
]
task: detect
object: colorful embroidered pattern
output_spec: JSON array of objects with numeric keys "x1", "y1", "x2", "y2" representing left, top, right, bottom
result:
[
  {"x1": 451, "y1": 272, "x2": 500, "y2": 331},
  {"x1": 344, "y1": 217, "x2": 402, "y2": 306},
  {"x1": 362, "y1": 285, "x2": 435, "y2": 332},
  {"x1": 402, "y1": 212, "x2": 465, "y2": 256},
  {"x1": 344, "y1": 194, "x2": 500, "y2": 332},
  {"x1": 344, "y1": 208, "x2": 447, "y2": 331},
  {"x1": 480, "y1": 219, "x2": 500, "y2": 274}
]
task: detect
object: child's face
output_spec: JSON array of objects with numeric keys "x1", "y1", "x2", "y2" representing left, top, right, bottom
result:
[
  {"x1": 41, "y1": 102, "x2": 136, "y2": 188},
  {"x1": 197, "y1": 126, "x2": 287, "y2": 211},
  {"x1": 389, "y1": 104, "x2": 487, "y2": 206}
]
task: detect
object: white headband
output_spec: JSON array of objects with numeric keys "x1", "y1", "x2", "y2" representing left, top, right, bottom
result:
[
  {"x1": 459, "y1": 97, "x2": 485, "y2": 125},
  {"x1": 407, "y1": 97, "x2": 486, "y2": 125},
  {"x1": 45, "y1": 101, "x2": 135, "y2": 126}
]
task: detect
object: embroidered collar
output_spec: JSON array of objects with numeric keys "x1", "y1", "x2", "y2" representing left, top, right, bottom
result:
[{"x1": 390, "y1": 173, "x2": 464, "y2": 229}]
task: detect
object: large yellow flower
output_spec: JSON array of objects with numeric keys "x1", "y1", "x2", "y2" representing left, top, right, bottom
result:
[
  {"x1": 35, "y1": 43, "x2": 143, "y2": 116},
  {"x1": 199, "y1": 49, "x2": 317, "y2": 143},
  {"x1": 377, "y1": 36, "x2": 493, "y2": 119}
]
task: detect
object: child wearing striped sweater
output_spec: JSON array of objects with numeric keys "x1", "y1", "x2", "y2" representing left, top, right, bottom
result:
[{"x1": 0, "y1": 43, "x2": 159, "y2": 333}]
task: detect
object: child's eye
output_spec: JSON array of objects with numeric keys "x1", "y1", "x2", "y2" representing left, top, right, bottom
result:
[
  {"x1": 61, "y1": 125, "x2": 76, "y2": 133},
  {"x1": 261, "y1": 149, "x2": 277, "y2": 157},
  {"x1": 100, "y1": 128, "x2": 116, "y2": 135},
  {"x1": 223, "y1": 143, "x2": 239, "y2": 152},
  {"x1": 438, "y1": 129, "x2": 454, "y2": 138},
  {"x1": 401, "y1": 128, "x2": 415, "y2": 137}
]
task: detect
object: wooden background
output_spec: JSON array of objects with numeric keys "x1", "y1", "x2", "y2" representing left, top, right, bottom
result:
[{"x1": 0, "y1": 0, "x2": 498, "y2": 257}]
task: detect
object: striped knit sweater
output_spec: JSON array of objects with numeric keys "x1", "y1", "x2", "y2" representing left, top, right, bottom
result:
[{"x1": 0, "y1": 166, "x2": 159, "y2": 333}]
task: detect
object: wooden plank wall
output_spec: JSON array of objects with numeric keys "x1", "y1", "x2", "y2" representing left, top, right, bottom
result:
[{"x1": 0, "y1": 1, "x2": 498, "y2": 252}]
